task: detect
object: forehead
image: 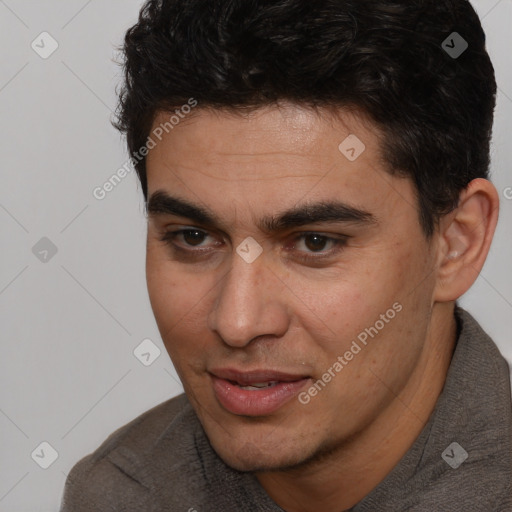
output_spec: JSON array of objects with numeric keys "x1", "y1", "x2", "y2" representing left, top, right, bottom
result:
[
  {"x1": 147, "y1": 103, "x2": 382, "y2": 174},
  {"x1": 145, "y1": 103, "x2": 417, "y2": 230}
]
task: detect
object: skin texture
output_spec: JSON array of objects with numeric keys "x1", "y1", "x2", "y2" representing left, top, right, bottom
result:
[{"x1": 145, "y1": 103, "x2": 499, "y2": 512}]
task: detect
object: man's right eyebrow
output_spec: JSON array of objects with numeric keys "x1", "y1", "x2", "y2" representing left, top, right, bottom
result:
[{"x1": 147, "y1": 191, "x2": 221, "y2": 228}]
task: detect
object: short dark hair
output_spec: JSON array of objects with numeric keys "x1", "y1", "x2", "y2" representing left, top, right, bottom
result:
[{"x1": 114, "y1": 0, "x2": 496, "y2": 237}]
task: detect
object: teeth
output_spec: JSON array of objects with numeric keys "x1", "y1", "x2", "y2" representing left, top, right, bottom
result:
[{"x1": 238, "y1": 381, "x2": 279, "y2": 390}]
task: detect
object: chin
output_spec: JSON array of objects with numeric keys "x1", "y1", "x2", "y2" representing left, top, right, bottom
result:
[
  {"x1": 213, "y1": 444, "x2": 309, "y2": 472},
  {"x1": 190, "y1": 393, "x2": 326, "y2": 471},
  {"x1": 204, "y1": 424, "x2": 316, "y2": 472}
]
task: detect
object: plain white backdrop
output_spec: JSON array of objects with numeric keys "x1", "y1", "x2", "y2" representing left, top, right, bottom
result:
[{"x1": 0, "y1": 1, "x2": 511, "y2": 510}]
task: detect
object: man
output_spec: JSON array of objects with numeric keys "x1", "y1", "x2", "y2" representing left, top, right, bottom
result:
[{"x1": 60, "y1": 0, "x2": 512, "y2": 510}]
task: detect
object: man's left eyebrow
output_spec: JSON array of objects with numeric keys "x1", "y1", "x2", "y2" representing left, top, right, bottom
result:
[{"x1": 257, "y1": 201, "x2": 377, "y2": 234}]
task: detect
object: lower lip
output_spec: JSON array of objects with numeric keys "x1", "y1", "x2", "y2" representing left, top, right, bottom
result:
[{"x1": 211, "y1": 375, "x2": 311, "y2": 416}]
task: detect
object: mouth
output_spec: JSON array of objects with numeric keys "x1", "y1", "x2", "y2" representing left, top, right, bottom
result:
[
  {"x1": 209, "y1": 368, "x2": 311, "y2": 416},
  {"x1": 235, "y1": 381, "x2": 281, "y2": 390}
]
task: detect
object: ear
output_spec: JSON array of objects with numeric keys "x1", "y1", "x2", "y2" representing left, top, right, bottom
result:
[{"x1": 433, "y1": 178, "x2": 499, "y2": 302}]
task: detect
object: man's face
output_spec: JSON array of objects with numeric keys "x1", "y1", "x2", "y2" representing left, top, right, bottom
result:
[{"x1": 145, "y1": 104, "x2": 439, "y2": 471}]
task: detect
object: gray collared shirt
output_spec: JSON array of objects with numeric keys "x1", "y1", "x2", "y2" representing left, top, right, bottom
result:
[{"x1": 60, "y1": 307, "x2": 512, "y2": 511}]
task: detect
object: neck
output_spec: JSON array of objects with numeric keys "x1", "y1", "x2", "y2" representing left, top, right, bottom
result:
[{"x1": 255, "y1": 303, "x2": 457, "y2": 512}]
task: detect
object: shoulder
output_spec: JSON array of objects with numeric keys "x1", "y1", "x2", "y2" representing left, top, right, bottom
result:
[
  {"x1": 59, "y1": 393, "x2": 193, "y2": 512},
  {"x1": 497, "y1": 483, "x2": 512, "y2": 511}
]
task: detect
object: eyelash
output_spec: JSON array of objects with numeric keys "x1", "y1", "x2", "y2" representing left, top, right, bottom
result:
[{"x1": 158, "y1": 228, "x2": 348, "y2": 263}]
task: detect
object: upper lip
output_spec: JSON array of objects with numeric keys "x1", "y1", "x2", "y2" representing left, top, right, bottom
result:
[{"x1": 210, "y1": 368, "x2": 310, "y2": 386}]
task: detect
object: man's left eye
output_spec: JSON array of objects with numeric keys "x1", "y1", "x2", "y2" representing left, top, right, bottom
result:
[
  {"x1": 287, "y1": 233, "x2": 348, "y2": 261},
  {"x1": 293, "y1": 233, "x2": 343, "y2": 253}
]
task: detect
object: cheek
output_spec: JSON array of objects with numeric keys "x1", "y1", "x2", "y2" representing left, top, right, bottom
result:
[
  {"x1": 285, "y1": 262, "x2": 400, "y2": 349},
  {"x1": 146, "y1": 255, "x2": 175, "y2": 320},
  {"x1": 145, "y1": 252, "x2": 215, "y2": 360},
  {"x1": 311, "y1": 286, "x2": 366, "y2": 339},
  {"x1": 293, "y1": 246, "x2": 426, "y2": 375},
  {"x1": 146, "y1": 243, "x2": 196, "y2": 307},
  {"x1": 146, "y1": 254, "x2": 190, "y2": 335}
]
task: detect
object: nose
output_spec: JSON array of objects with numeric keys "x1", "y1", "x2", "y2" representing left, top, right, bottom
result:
[{"x1": 207, "y1": 247, "x2": 290, "y2": 348}]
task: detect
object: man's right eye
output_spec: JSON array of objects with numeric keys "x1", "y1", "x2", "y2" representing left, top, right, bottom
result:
[{"x1": 159, "y1": 228, "x2": 215, "y2": 249}]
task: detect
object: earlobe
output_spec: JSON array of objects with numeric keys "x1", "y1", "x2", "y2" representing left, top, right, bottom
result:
[{"x1": 433, "y1": 178, "x2": 499, "y2": 302}]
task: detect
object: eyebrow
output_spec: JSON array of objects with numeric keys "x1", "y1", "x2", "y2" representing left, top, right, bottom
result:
[{"x1": 147, "y1": 190, "x2": 377, "y2": 233}]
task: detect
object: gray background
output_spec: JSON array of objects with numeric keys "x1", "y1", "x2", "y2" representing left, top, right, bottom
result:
[{"x1": 0, "y1": 1, "x2": 511, "y2": 510}]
